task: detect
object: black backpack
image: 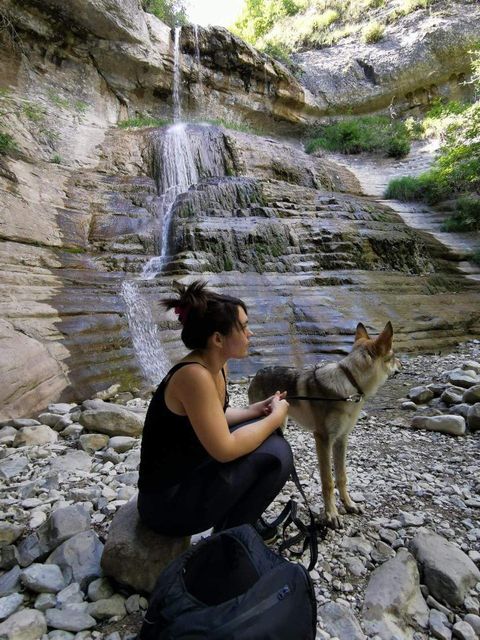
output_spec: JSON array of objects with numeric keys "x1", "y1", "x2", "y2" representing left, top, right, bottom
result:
[{"x1": 139, "y1": 524, "x2": 317, "y2": 640}]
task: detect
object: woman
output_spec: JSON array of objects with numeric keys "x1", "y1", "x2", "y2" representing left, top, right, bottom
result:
[{"x1": 137, "y1": 280, "x2": 293, "y2": 539}]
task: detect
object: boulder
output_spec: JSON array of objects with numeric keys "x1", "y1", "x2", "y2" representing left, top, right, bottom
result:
[
  {"x1": 410, "y1": 415, "x2": 466, "y2": 436},
  {"x1": 463, "y1": 385, "x2": 480, "y2": 404},
  {"x1": 408, "y1": 386, "x2": 434, "y2": 404},
  {"x1": 467, "y1": 404, "x2": 480, "y2": 432},
  {"x1": 0, "y1": 608, "x2": 47, "y2": 640},
  {"x1": 13, "y1": 424, "x2": 58, "y2": 447},
  {"x1": 79, "y1": 433, "x2": 109, "y2": 454},
  {"x1": 101, "y1": 497, "x2": 190, "y2": 594},
  {"x1": 319, "y1": 601, "x2": 365, "y2": 640},
  {"x1": 409, "y1": 529, "x2": 480, "y2": 607},
  {"x1": 47, "y1": 531, "x2": 104, "y2": 590},
  {"x1": 79, "y1": 401, "x2": 143, "y2": 437},
  {"x1": 362, "y1": 549, "x2": 429, "y2": 639}
]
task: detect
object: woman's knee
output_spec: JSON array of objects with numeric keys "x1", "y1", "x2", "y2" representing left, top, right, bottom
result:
[{"x1": 255, "y1": 433, "x2": 294, "y2": 473}]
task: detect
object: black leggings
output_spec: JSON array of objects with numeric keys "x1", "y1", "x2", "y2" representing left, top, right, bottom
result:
[{"x1": 137, "y1": 422, "x2": 293, "y2": 537}]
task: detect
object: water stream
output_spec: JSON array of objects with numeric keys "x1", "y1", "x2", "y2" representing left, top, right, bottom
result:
[{"x1": 121, "y1": 26, "x2": 228, "y2": 384}]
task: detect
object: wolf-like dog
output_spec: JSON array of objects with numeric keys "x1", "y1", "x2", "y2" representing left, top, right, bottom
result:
[{"x1": 248, "y1": 322, "x2": 399, "y2": 528}]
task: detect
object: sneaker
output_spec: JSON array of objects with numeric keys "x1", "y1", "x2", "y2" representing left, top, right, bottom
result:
[{"x1": 254, "y1": 519, "x2": 279, "y2": 545}]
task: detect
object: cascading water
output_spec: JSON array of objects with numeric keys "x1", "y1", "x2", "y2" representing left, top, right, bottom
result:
[
  {"x1": 121, "y1": 25, "x2": 228, "y2": 385},
  {"x1": 193, "y1": 24, "x2": 203, "y2": 97},
  {"x1": 172, "y1": 26, "x2": 182, "y2": 122}
]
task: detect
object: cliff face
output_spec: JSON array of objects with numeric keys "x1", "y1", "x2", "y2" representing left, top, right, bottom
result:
[
  {"x1": 1, "y1": 0, "x2": 480, "y2": 420},
  {"x1": 294, "y1": 2, "x2": 480, "y2": 116}
]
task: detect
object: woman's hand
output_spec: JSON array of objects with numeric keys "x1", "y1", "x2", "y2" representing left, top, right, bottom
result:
[
  {"x1": 251, "y1": 391, "x2": 288, "y2": 418},
  {"x1": 269, "y1": 391, "x2": 289, "y2": 422}
]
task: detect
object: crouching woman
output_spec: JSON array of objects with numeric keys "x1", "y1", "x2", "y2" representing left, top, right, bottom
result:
[{"x1": 137, "y1": 280, "x2": 292, "y2": 538}]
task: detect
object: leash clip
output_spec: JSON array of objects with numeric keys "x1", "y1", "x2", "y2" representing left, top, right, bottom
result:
[{"x1": 346, "y1": 394, "x2": 363, "y2": 403}]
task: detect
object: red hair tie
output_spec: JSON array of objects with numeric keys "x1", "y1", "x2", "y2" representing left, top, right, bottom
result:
[{"x1": 174, "y1": 305, "x2": 191, "y2": 325}]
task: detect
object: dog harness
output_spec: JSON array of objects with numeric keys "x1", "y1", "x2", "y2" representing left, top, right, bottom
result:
[{"x1": 287, "y1": 363, "x2": 365, "y2": 403}]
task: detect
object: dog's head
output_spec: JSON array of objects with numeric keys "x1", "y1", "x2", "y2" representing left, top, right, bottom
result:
[{"x1": 350, "y1": 321, "x2": 400, "y2": 382}]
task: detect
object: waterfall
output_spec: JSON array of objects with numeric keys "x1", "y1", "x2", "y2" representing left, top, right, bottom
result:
[
  {"x1": 172, "y1": 26, "x2": 182, "y2": 122},
  {"x1": 193, "y1": 24, "x2": 203, "y2": 97},
  {"x1": 121, "y1": 123, "x2": 228, "y2": 384}
]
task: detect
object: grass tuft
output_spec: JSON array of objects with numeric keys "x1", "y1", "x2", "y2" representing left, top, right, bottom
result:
[
  {"x1": 362, "y1": 20, "x2": 384, "y2": 43},
  {"x1": 118, "y1": 116, "x2": 171, "y2": 129},
  {"x1": 0, "y1": 131, "x2": 17, "y2": 154},
  {"x1": 306, "y1": 116, "x2": 410, "y2": 158}
]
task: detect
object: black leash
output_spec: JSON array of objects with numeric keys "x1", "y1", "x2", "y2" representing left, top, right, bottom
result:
[
  {"x1": 287, "y1": 364, "x2": 365, "y2": 404},
  {"x1": 259, "y1": 435, "x2": 328, "y2": 571}
]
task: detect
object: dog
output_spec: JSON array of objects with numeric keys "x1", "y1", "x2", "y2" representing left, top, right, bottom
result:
[{"x1": 248, "y1": 321, "x2": 399, "y2": 529}]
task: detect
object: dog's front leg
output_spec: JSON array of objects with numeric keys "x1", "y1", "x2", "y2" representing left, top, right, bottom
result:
[
  {"x1": 333, "y1": 436, "x2": 363, "y2": 515},
  {"x1": 314, "y1": 432, "x2": 342, "y2": 529}
]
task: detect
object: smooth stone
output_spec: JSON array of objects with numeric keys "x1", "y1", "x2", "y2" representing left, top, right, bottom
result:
[
  {"x1": 318, "y1": 601, "x2": 366, "y2": 640},
  {"x1": 410, "y1": 415, "x2": 466, "y2": 436},
  {"x1": 452, "y1": 621, "x2": 476, "y2": 640},
  {"x1": 0, "y1": 566, "x2": 22, "y2": 597},
  {"x1": 86, "y1": 594, "x2": 126, "y2": 620},
  {"x1": 79, "y1": 401, "x2": 143, "y2": 437},
  {"x1": 408, "y1": 386, "x2": 434, "y2": 404},
  {"x1": 463, "y1": 614, "x2": 480, "y2": 636},
  {"x1": 48, "y1": 404, "x2": 76, "y2": 415},
  {"x1": 21, "y1": 563, "x2": 66, "y2": 593},
  {"x1": 0, "y1": 593, "x2": 23, "y2": 621},
  {"x1": 0, "y1": 523, "x2": 24, "y2": 549},
  {"x1": 78, "y1": 434, "x2": 109, "y2": 454},
  {"x1": 0, "y1": 609, "x2": 47, "y2": 639},
  {"x1": 0, "y1": 456, "x2": 29, "y2": 480},
  {"x1": 56, "y1": 583, "x2": 84, "y2": 607},
  {"x1": 50, "y1": 451, "x2": 92, "y2": 475},
  {"x1": 46, "y1": 531, "x2": 104, "y2": 590},
  {"x1": 35, "y1": 592, "x2": 57, "y2": 611},
  {"x1": 362, "y1": 549, "x2": 429, "y2": 639},
  {"x1": 45, "y1": 608, "x2": 96, "y2": 632},
  {"x1": 101, "y1": 497, "x2": 189, "y2": 594},
  {"x1": 429, "y1": 609, "x2": 452, "y2": 640},
  {"x1": 108, "y1": 436, "x2": 136, "y2": 453},
  {"x1": 409, "y1": 529, "x2": 480, "y2": 607},
  {"x1": 87, "y1": 577, "x2": 114, "y2": 602},
  {"x1": 463, "y1": 385, "x2": 480, "y2": 403},
  {"x1": 467, "y1": 404, "x2": 480, "y2": 431}
]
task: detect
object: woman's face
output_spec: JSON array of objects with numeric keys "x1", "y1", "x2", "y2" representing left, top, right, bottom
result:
[{"x1": 223, "y1": 306, "x2": 252, "y2": 359}]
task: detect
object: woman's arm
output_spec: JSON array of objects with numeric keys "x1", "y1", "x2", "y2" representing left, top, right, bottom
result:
[
  {"x1": 225, "y1": 392, "x2": 287, "y2": 426},
  {"x1": 171, "y1": 365, "x2": 289, "y2": 463}
]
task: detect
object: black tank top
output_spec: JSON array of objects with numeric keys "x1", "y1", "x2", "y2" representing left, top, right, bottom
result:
[{"x1": 138, "y1": 362, "x2": 229, "y2": 492}]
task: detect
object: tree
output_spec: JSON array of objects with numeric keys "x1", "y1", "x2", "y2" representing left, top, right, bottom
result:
[{"x1": 142, "y1": 0, "x2": 188, "y2": 27}]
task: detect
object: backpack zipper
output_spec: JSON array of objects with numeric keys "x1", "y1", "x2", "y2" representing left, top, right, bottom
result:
[{"x1": 209, "y1": 584, "x2": 291, "y2": 638}]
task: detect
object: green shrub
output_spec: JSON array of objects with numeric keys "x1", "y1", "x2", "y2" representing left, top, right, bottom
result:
[
  {"x1": 470, "y1": 248, "x2": 480, "y2": 265},
  {"x1": 141, "y1": 0, "x2": 187, "y2": 26},
  {"x1": 50, "y1": 154, "x2": 62, "y2": 164},
  {"x1": 441, "y1": 196, "x2": 480, "y2": 232},
  {"x1": 362, "y1": 20, "x2": 384, "y2": 44},
  {"x1": 0, "y1": 131, "x2": 17, "y2": 154},
  {"x1": 119, "y1": 116, "x2": 171, "y2": 128},
  {"x1": 306, "y1": 116, "x2": 410, "y2": 158},
  {"x1": 22, "y1": 101, "x2": 45, "y2": 122},
  {"x1": 384, "y1": 172, "x2": 448, "y2": 204},
  {"x1": 47, "y1": 90, "x2": 69, "y2": 109}
]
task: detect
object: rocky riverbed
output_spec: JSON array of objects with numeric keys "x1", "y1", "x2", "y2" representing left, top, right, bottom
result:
[{"x1": 0, "y1": 341, "x2": 479, "y2": 640}]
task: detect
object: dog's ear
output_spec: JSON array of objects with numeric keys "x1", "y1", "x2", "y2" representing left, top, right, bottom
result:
[
  {"x1": 375, "y1": 321, "x2": 393, "y2": 354},
  {"x1": 355, "y1": 322, "x2": 370, "y2": 341}
]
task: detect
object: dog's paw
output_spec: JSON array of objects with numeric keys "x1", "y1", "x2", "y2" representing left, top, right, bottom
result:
[
  {"x1": 344, "y1": 502, "x2": 364, "y2": 515},
  {"x1": 325, "y1": 512, "x2": 344, "y2": 529}
]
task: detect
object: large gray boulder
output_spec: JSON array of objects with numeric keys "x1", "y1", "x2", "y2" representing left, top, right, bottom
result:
[
  {"x1": 409, "y1": 529, "x2": 480, "y2": 607},
  {"x1": 79, "y1": 401, "x2": 143, "y2": 437},
  {"x1": 101, "y1": 497, "x2": 190, "y2": 594},
  {"x1": 362, "y1": 549, "x2": 429, "y2": 639}
]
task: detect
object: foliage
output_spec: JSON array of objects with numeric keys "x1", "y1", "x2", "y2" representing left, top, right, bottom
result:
[
  {"x1": 118, "y1": 116, "x2": 171, "y2": 128},
  {"x1": 142, "y1": 0, "x2": 187, "y2": 26},
  {"x1": 305, "y1": 115, "x2": 410, "y2": 158},
  {"x1": 50, "y1": 154, "x2": 62, "y2": 164},
  {"x1": 441, "y1": 196, "x2": 480, "y2": 232},
  {"x1": 0, "y1": 131, "x2": 17, "y2": 154},
  {"x1": 23, "y1": 101, "x2": 45, "y2": 122},
  {"x1": 362, "y1": 20, "x2": 384, "y2": 43},
  {"x1": 470, "y1": 248, "x2": 480, "y2": 265},
  {"x1": 47, "y1": 89, "x2": 70, "y2": 109},
  {"x1": 384, "y1": 173, "x2": 448, "y2": 204}
]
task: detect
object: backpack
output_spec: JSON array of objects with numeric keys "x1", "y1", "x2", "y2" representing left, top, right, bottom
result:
[{"x1": 139, "y1": 524, "x2": 317, "y2": 640}]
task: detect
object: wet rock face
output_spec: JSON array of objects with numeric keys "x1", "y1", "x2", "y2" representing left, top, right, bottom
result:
[{"x1": 294, "y1": 2, "x2": 480, "y2": 116}]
